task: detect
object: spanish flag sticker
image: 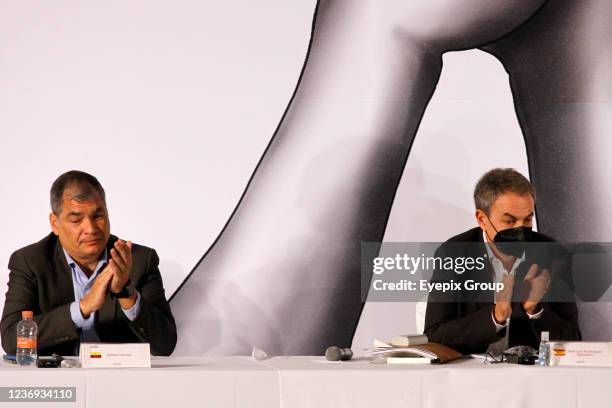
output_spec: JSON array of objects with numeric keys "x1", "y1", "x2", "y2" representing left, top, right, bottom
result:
[
  {"x1": 553, "y1": 348, "x2": 566, "y2": 357},
  {"x1": 90, "y1": 352, "x2": 102, "y2": 359}
]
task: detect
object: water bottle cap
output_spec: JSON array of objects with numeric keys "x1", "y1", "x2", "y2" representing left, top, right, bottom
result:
[
  {"x1": 541, "y1": 331, "x2": 549, "y2": 341},
  {"x1": 22, "y1": 311, "x2": 33, "y2": 318}
]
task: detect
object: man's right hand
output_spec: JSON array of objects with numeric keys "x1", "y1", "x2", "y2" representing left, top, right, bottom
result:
[
  {"x1": 493, "y1": 273, "x2": 514, "y2": 324},
  {"x1": 493, "y1": 302, "x2": 512, "y2": 324},
  {"x1": 79, "y1": 266, "x2": 114, "y2": 318}
]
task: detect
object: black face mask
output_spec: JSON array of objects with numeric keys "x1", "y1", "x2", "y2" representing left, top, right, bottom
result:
[{"x1": 485, "y1": 215, "x2": 533, "y2": 257}]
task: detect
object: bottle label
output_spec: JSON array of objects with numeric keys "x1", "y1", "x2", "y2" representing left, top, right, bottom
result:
[{"x1": 17, "y1": 337, "x2": 37, "y2": 349}]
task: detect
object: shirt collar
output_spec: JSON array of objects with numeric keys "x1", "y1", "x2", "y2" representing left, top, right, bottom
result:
[
  {"x1": 63, "y1": 247, "x2": 108, "y2": 270},
  {"x1": 482, "y1": 230, "x2": 525, "y2": 274}
]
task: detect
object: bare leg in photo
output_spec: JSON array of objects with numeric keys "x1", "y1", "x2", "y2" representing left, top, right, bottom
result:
[
  {"x1": 483, "y1": 0, "x2": 612, "y2": 339},
  {"x1": 170, "y1": 0, "x2": 548, "y2": 355}
]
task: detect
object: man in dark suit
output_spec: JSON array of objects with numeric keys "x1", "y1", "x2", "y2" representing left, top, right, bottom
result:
[
  {"x1": 424, "y1": 168, "x2": 581, "y2": 355},
  {"x1": 1, "y1": 170, "x2": 177, "y2": 356}
]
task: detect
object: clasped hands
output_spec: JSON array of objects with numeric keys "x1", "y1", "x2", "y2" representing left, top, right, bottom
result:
[
  {"x1": 79, "y1": 240, "x2": 135, "y2": 318},
  {"x1": 493, "y1": 264, "x2": 550, "y2": 324}
]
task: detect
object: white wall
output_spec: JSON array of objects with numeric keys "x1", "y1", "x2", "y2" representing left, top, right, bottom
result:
[{"x1": 0, "y1": 1, "x2": 530, "y2": 350}]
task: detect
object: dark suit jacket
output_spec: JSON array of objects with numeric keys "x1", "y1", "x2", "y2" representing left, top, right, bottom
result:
[
  {"x1": 1, "y1": 233, "x2": 177, "y2": 356},
  {"x1": 424, "y1": 227, "x2": 581, "y2": 354}
]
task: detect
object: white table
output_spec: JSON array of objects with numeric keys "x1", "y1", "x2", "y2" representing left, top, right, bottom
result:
[{"x1": 1, "y1": 356, "x2": 611, "y2": 408}]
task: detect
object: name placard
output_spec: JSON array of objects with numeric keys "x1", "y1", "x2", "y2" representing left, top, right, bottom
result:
[
  {"x1": 79, "y1": 343, "x2": 151, "y2": 368},
  {"x1": 548, "y1": 341, "x2": 612, "y2": 367}
]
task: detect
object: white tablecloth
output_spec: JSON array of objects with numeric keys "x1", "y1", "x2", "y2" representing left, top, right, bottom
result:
[{"x1": 1, "y1": 356, "x2": 611, "y2": 408}]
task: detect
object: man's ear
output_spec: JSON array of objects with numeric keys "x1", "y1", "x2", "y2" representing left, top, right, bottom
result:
[
  {"x1": 49, "y1": 212, "x2": 59, "y2": 235},
  {"x1": 475, "y1": 209, "x2": 487, "y2": 231}
]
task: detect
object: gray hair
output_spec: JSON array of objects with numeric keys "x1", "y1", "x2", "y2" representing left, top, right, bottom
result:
[
  {"x1": 474, "y1": 168, "x2": 535, "y2": 215},
  {"x1": 50, "y1": 170, "x2": 106, "y2": 215}
]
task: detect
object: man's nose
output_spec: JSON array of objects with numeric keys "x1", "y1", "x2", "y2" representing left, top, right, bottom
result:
[{"x1": 82, "y1": 216, "x2": 96, "y2": 233}]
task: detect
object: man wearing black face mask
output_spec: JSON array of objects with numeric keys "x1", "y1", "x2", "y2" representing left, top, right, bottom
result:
[{"x1": 424, "y1": 168, "x2": 581, "y2": 354}]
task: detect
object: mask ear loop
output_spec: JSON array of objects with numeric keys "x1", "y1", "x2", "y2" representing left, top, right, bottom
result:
[{"x1": 483, "y1": 212, "x2": 499, "y2": 243}]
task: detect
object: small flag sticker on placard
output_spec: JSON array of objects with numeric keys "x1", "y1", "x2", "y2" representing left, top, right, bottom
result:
[{"x1": 90, "y1": 352, "x2": 102, "y2": 359}]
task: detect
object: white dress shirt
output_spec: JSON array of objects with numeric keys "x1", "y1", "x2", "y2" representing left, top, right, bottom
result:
[{"x1": 483, "y1": 231, "x2": 543, "y2": 352}]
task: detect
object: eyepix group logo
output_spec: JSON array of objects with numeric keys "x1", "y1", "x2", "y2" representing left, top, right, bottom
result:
[{"x1": 90, "y1": 351, "x2": 102, "y2": 359}]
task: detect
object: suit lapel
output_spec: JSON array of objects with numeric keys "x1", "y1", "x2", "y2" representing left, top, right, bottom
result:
[
  {"x1": 469, "y1": 230, "x2": 495, "y2": 305},
  {"x1": 52, "y1": 235, "x2": 76, "y2": 305}
]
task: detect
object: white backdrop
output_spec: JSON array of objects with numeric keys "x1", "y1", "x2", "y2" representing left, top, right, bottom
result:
[{"x1": 0, "y1": 0, "x2": 529, "y2": 351}]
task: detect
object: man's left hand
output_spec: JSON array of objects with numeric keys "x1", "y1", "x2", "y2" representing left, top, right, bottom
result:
[
  {"x1": 109, "y1": 239, "x2": 133, "y2": 293},
  {"x1": 521, "y1": 263, "x2": 550, "y2": 314}
]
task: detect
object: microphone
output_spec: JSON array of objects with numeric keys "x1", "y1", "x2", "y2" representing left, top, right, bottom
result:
[{"x1": 325, "y1": 346, "x2": 353, "y2": 361}]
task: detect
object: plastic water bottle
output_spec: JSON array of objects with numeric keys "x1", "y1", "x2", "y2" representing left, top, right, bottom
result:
[
  {"x1": 16, "y1": 311, "x2": 38, "y2": 366},
  {"x1": 537, "y1": 331, "x2": 549, "y2": 366}
]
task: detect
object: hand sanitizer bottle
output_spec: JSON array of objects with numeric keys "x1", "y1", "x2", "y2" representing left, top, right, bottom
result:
[{"x1": 537, "y1": 331, "x2": 550, "y2": 366}]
